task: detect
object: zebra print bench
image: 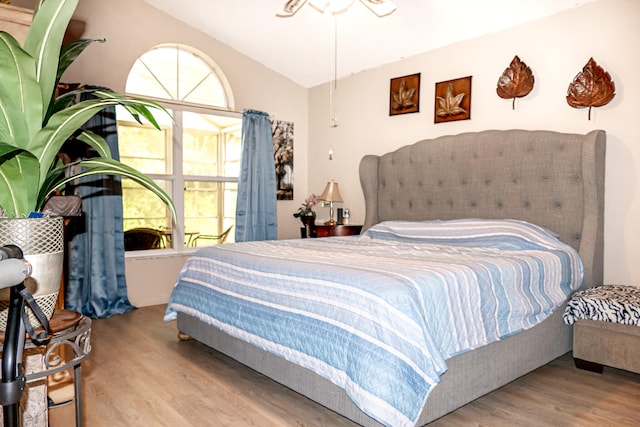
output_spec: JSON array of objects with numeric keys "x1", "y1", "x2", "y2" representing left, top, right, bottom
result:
[{"x1": 563, "y1": 285, "x2": 640, "y2": 374}]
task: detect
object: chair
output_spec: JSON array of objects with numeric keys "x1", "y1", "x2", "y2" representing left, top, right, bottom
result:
[
  {"x1": 123, "y1": 228, "x2": 163, "y2": 251},
  {"x1": 192, "y1": 225, "x2": 233, "y2": 246}
]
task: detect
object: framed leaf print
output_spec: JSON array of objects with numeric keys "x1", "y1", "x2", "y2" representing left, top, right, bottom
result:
[
  {"x1": 390, "y1": 73, "x2": 420, "y2": 116},
  {"x1": 434, "y1": 76, "x2": 472, "y2": 123}
]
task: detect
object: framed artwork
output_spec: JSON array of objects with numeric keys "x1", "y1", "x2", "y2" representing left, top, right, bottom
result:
[
  {"x1": 434, "y1": 76, "x2": 472, "y2": 123},
  {"x1": 389, "y1": 73, "x2": 420, "y2": 116},
  {"x1": 271, "y1": 120, "x2": 294, "y2": 200}
]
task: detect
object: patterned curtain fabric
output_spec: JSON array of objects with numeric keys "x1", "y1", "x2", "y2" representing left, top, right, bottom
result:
[
  {"x1": 65, "y1": 88, "x2": 134, "y2": 317},
  {"x1": 235, "y1": 110, "x2": 278, "y2": 242}
]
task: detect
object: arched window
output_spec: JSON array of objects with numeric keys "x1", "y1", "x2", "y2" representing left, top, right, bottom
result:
[
  {"x1": 118, "y1": 44, "x2": 241, "y2": 252},
  {"x1": 125, "y1": 44, "x2": 234, "y2": 108}
]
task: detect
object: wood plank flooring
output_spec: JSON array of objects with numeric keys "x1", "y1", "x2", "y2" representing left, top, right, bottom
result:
[{"x1": 49, "y1": 305, "x2": 640, "y2": 426}]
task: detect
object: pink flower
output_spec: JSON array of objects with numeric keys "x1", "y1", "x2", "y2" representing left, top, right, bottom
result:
[
  {"x1": 294, "y1": 194, "x2": 319, "y2": 219},
  {"x1": 304, "y1": 194, "x2": 318, "y2": 209}
]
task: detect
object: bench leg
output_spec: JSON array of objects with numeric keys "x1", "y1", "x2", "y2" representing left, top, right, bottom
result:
[{"x1": 574, "y1": 357, "x2": 604, "y2": 374}]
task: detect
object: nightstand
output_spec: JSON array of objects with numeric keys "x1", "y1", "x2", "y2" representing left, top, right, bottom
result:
[{"x1": 301, "y1": 224, "x2": 362, "y2": 238}]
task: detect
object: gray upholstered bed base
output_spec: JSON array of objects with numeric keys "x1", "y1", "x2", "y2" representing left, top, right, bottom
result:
[
  {"x1": 176, "y1": 129, "x2": 606, "y2": 425},
  {"x1": 178, "y1": 307, "x2": 569, "y2": 426}
]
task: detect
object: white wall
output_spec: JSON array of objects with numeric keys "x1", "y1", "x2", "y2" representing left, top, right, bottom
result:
[{"x1": 308, "y1": 0, "x2": 639, "y2": 286}]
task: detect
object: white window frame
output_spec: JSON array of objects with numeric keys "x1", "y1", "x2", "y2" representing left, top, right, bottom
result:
[{"x1": 120, "y1": 44, "x2": 239, "y2": 255}]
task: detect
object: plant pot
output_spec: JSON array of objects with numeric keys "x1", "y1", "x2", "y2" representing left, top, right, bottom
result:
[
  {"x1": 0, "y1": 216, "x2": 63, "y2": 330},
  {"x1": 300, "y1": 215, "x2": 316, "y2": 238}
]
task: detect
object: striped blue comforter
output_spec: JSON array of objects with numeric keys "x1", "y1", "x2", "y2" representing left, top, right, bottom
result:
[{"x1": 165, "y1": 219, "x2": 582, "y2": 427}]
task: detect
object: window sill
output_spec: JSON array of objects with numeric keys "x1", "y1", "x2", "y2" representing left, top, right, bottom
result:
[{"x1": 124, "y1": 248, "x2": 197, "y2": 260}]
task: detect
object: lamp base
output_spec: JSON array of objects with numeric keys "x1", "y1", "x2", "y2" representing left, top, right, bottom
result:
[{"x1": 324, "y1": 219, "x2": 338, "y2": 225}]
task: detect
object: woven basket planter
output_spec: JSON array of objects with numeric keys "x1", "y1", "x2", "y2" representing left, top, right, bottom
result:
[{"x1": 0, "y1": 216, "x2": 63, "y2": 330}]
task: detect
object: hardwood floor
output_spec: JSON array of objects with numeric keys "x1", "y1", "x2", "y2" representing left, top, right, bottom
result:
[{"x1": 49, "y1": 305, "x2": 640, "y2": 426}]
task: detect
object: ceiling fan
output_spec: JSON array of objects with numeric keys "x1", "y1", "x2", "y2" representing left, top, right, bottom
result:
[{"x1": 277, "y1": 0, "x2": 397, "y2": 18}]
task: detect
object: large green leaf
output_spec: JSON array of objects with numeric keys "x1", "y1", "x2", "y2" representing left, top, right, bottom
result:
[
  {"x1": 34, "y1": 94, "x2": 169, "y2": 188},
  {"x1": 31, "y1": 98, "x2": 122, "y2": 186},
  {"x1": 0, "y1": 160, "x2": 28, "y2": 217},
  {"x1": 0, "y1": 152, "x2": 40, "y2": 217},
  {"x1": 40, "y1": 157, "x2": 177, "y2": 220},
  {"x1": 0, "y1": 32, "x2": 42, "y2": 143},
  {"x1": 0, "y1": 142, "x2": 24, "y2": 158},
  {"x1": 57, "y1": 38, "x2": 104, "y2": 84},
  {"x1": 24, "y1": 0, "x2": 79, "y2": 118},
  {"x1": 93, "y1": 90, "x2": 171, "y2": 129},
  {"x1": 45, "y1": 87, "x2": 106, "y2": 124},
  {"x1": 43, "y1": 89, "x2": 76, "y2": 124},
  {"x1": 75, "y1": 130, "x2": 112, "y2": 159},
  {"x1": 0, "y1": 94, "x2": 28, "y2": 146}
]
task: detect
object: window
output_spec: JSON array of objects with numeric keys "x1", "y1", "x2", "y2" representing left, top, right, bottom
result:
[{"x1": 118, "y1": 44, "x2": 241, "y2": 251}]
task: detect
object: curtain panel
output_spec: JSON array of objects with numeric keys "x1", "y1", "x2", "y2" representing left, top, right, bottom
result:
[
  {"x1": 65, "y1": 88, "x2": 134, "y2": 318},
  {"x1": 235, "y1": 110, "x2": 278, "y2": 242}
]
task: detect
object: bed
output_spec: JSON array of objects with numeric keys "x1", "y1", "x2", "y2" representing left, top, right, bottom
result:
[{"x1": 165, "y1": 129, "x2": 606, "y2": 426}]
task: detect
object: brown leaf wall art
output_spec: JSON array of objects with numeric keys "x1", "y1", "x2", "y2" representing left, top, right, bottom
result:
[
  {"x1": 437, "y1": 83, "x2": 466, "y2": 117},
  {"x1": 497, "y1": 55, "x2": 535, "y2": 109},
  {"x1": 389, "y1": 73, "x2": 420, "y2": 115},
  {"x1": 434, "y1": 76, "x2": 472, "y2": 123},
  {"x1": 567, "y1": 57, "x2": 615, "y2": 120}
]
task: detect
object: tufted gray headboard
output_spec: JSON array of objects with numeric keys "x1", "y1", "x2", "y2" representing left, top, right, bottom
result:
[{"x1": 359, "y1": 129, "x2": 606, "y2": 289}]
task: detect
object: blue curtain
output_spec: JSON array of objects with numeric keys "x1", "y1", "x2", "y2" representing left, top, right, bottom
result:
[
  {"x1": 65, "y1": 89, "x2": 134, "y2": 318},
  {"x1": 235, "y1": 110, "x2": 278, "y2": 242}
]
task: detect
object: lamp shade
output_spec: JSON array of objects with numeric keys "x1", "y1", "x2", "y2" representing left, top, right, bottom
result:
[{"x1": 319, "y1": 181, "x2": 343, "y2": 203}]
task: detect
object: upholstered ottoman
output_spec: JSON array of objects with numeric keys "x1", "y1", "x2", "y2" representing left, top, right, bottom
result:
[{"x1": 563, "y1": 285, "x2": 640, "y2": 374}]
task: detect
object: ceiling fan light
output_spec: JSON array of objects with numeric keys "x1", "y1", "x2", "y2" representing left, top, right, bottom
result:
[
  {"x1": 328, "y1": 0, "x2": 356, "y2": 14},
  {"x1": 277, "y1": 0, "x2": 395, "y2": 18},
  {"x1": 309, "y1": 0, "x2": 356, "y2": 15},
  {"x1": 276, "y1": 0, "x2": 309, "y2": 17},
  {"x1": 360, "y1": 0, "x2": 396, "y2": 17},
  {"x1": 308, "y1": 0, "x2": 329, "y2": 13}
]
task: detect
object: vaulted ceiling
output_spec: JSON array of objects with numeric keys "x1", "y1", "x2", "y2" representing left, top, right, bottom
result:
[{"x1": 143, "y1": 0, "x2": 596, "y2": 88}]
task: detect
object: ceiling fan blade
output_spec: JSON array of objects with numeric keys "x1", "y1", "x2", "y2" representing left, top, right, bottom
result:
[
  {"x1": 276, "y1": 0, "x2": 308, "y2": 17},
  {"x1": 360, "y1": 0, "x2": 396, "y2": 17}
]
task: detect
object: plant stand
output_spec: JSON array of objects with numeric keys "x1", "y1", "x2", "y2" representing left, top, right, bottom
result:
[
  {"x1": 0, "y1": 311, "x2": 91, "y2": 427},
  {"x1": 0, "y1": 347, "x2": 47, "y2": 427}
]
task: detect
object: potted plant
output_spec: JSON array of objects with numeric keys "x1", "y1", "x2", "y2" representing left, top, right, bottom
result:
[
  {"x1": 0, "y1": 0, "x2": 176, "y2": 328},
  {"x1": 293, "y1": 194, "x2": 318, "y2": 237},
  {"x1": 293, "y1": 194, "x2": 319, "y2": 222}
]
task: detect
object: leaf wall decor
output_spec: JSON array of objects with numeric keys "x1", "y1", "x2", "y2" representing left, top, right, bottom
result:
[
  {"x1": 497, "y1": 55, "x2": 535, "y2": 110},
  {"x1": 389, "y1": 73, "x2": 420, "y2": 116},
  {"x1": 391, "y1": 79, "x2": 416, "y2": 111},
  {"x1": 567, "y1": 57, "x2": 615, "y2": 120},
  {"x1": 437, "y1": 83, "x2": 467, "y2": 117},
  {"x1": 434, "y1": 76, "x2": 472, "y2": 123}
]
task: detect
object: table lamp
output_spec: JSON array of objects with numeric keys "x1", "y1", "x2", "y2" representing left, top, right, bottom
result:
[{"x1": 319, "y1": 180, "x2": 343, "y2": 225}]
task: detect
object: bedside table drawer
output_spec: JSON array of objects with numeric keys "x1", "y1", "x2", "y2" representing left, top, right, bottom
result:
[{"x1": 301, "y1": 224, "x2": 362, "y2": 238}]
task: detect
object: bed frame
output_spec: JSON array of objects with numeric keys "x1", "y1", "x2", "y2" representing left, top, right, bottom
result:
[{"x1": 177, "y1": 129, "x2": 606, "y2": 426}]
